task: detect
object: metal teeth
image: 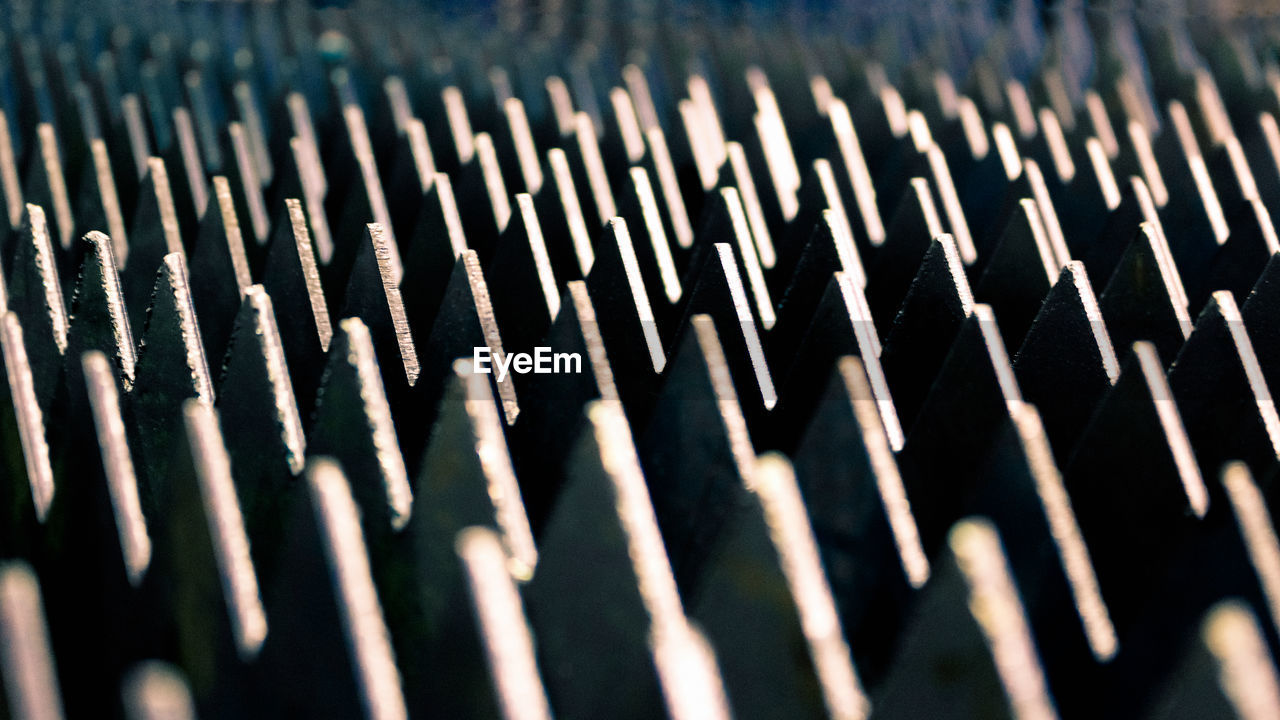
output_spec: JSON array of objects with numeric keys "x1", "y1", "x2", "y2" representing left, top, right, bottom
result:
[{"x1": 11, "y1": 2, "x2": 1280, "y2": 717}]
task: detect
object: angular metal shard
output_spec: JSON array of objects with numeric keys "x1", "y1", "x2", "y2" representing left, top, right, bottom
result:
[
  {"x1": 74, "y1": 140, "x2": 127, "y2": 266},
  {"x1": 615, "y1": 166, "x2": 682, "y2": 318},
  {"x1": 401, "y1": 173, "x2": 468, "y2": 339},
  {"x1": 225, "y1": 123, "x2": 270, "y2": 247},
  {"x1": 676, "y1": 243, "x2": 776, "y2": 433},
  {"x1": 24, "y1": 124, "x2": 74, "y2": 251},
  {"x1": 1084, "y1": 175, "x2": 1165, "y2": 291},
  {"x1": 536, "y1": 148, "x2": 594, "y2": 280},
  {"x1": 261, "y1": 197, "x2": 331, "y2": 423},
  {"x1": 129, "y1": 253, "x2": 214, "y2": 510},
  {"x1": 0, "y1": 114, "x2": 23, "y2": 230},
  {"x1": 124, "y1": 158, "x2": 185, "y2": 331},
  {"x1": 585, "y1": 218, "x2": 666, "y2": 419},
  {"x1": 774, "y1": 270, "x2": 901, "y2": 453},
  {"x1": 508, "y1": 280, "x2": 618, "y2": 532},
  {"x1": 968, "y1": 404, "x2": 1117, "y2": 715}
]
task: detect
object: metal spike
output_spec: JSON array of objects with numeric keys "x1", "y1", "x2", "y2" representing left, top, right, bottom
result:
[
  {"x1": 865, "y1": 177, "x2": 944, "y2": 331},
  {"x1": 5, "y1": 204, "x2": 67, "y2": 408},
  {"x1": 65, "y1": 230, "x2": 134, "y2": 391},
  {"x1": 791, "y1": 356, "x2": 927, "y2": 683},
  {"x1": 509, "y1": 280, "x2": 617, "y2": 531},
  {"x1": 970, "y1": 403, "x2": 1118, "y2": 713},
  {"x1": 122, "y1": 662, "x2": 196, "y2": 720},
  {"x1": 1099, "y1": 222, "x2": 1193, "y2": 367},
  {"x1": 0, "y1": 562, "x2": 65, "y2": 720},
  {"x1": 691, "y1": 452, "x2": 869, "y2": 720},
  {"x1": 779, "y1": 159, "x2": 865, "y2": 295},
  {"x1": 1155, "y1": 600, "x2": 1280, "y2": 720},
  {"x1": 879, "y1": 234, "x2": 975, "y2": 431},
  {"x1": 75, "y1": 139, "x2": 128, "y2": 266},
  {"x1": 215, "y1": 286, "x2": 306, "y2": 573},
  {"x1": 0, "y1": 311, "x2": 54, "y2": 534},
  {"x1": 419, "y1": 249, "x2": 519, "y2": 435},
  {"x1": 455, "y1": 527, "x2": 553, "y2": 720},
  {"x1": 453, "y1": 132, "x2": 509, "y2": 265},
  {"x1": 224, "y1": 123, "x2": 269, "y2": 248},
  {"x1": 524, "y1": 400, "x2": 724, "y2": 720},
  {"x1": 1242, "y1": 253, "x2": 1280, "y2": 398},
  {"x1": 260, "y1": 197, "x2": 331, "y2": 423},
  {"x1": 614, "y1": 166, "x2": 682, "y2": 320},
  {"x1": 0, "y1": 114, "x2": 23, "y2": 230},
  {"x1": 342, "y1": 223, "x2": 419, "y2": 394},
  {"x1": 308, "y1": 317, "x2": 412, "y2": 544},
  {"x1": 897, "y1": 305, "x2": 1021, "y2": 551},
  {"x1": 1200, "y1": 197, "x2": 1279, "y2": 309},
  {"x1": 23, "y1": 124, "x2": 73, "y2": 252},
  {"x1": 385, "y1": 118, "x2": 435, "y2": 239},
  {"x1": 585, "y1": 218, "x2": 666, "y2": 419},
  {"x1": 676, "y1": 243, "x2": 776, "y2": 433},
  {"x1": 124, "y1": 158, "x2": 184, "y2": 330},
  {"x1": 775, "y1": 269, "x2": 901, "y2": 453},
  {"x1": 770, "y1": 209, "x2": 868, "y2": 368},
  {"x1": 486, "y1": 194, "x2": 561, "y2": 356},
  {"x1": 535, "y1": 148, "x2": 594, "y2": 280},
  {"x1": 873, "y1": 519, "x2": 1057, "y2": 720},
  {"x1": 1013, "y1": 262, "x2": 1119, "y2": 460},
  {"x1": 261, "y1": 458, "x2": 408, "y2": 720},
  {"x1": 188, "y1": 177, "x2": 251, "y2": 363},
  {"x1": 637, "y1": 314, "x2": 754, "y2": 590},
  {"x1": 976, "y1": 198, "x2": 1058, "y2": 350},
  {"x1": 1084, "y1": 174, "x2": 1166, "y2": 291},
  {"x1": 1167, "y1": 291, "x2": 1280, "y2": 483},
  {"x1": 169, "y1": 108, "x2": 208, "y2": 224},
  {"x1": 826, "y1": 99, "x2": 885, "y2": 248},
  {"x1": 151, "y1": 401, "x2": 266, "y2": 714},
  {"x1": 1065, "y1": 341, "x2": 1207, "y2": 633},
  {"x1": 128, "y1": 252, "x2": 213, "y2": 507}
]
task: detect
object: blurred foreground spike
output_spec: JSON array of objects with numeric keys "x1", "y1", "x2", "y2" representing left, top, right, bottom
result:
[
  {"x1": 122, "y1": 662, "x2": 197, "y2": 720},
  {"x1": 873, "y1": 519, "x2": 1059, "y2": 720},
  {"x1": 0, "y1": 562, "x2": 65, "y2": 720},
  {"x1": 263, "y1": 458, "x2": 408, "y2": 720}
]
